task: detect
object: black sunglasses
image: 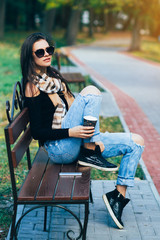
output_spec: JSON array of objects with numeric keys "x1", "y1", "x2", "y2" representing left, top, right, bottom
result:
[{"x1": 33, "y1": 46, "x2": 55, "y2": 58}]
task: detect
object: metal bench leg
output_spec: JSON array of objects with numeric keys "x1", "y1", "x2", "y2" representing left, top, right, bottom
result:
[
  {"x1": 43, "y1": 206, "x2": 47, "y2": 231},
  {"x1": 90, "y1": 188, "x2": 93, "y2": 204},
  {"x1": 90, "y1": 181, "x2": 93, "y2": 204},
  {"x1": 82, "y1": 202, "x2": 89, "y2": 240},
  {"x1": 10, "y1": 204, "x2": 17, "y2": 240}
]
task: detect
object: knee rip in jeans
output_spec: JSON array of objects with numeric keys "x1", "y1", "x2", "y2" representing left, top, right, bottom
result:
[
  {"x1": 80, "y1": 85, "x2": 101, "y2": 96},
  {"x1": 132, "y1": 133, "x2": 145, "y2": 147}
]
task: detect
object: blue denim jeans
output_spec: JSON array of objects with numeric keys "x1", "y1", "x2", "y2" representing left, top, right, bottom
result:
[{"x1": 44, "y1": 93, "x2": 144, "y2": 187}]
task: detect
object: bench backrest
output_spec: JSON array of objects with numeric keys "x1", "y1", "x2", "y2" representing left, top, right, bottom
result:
[
  {"x1": 5, "y1": 107, "x2": 32, "y2": 168},
  {"x1": 4, "y1": 81, "x2": 33, "y2": 200},
  {"x1": 54, "y1": 52, "x2": 70, "y2": 71}
]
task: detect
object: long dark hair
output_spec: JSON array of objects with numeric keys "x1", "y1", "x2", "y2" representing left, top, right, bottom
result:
[{"x1": 20, "y1": 32, "x2": 72, "y2": 96}]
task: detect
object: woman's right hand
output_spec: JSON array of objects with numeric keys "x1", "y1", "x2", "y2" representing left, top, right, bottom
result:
[{"x1": 69, "y1": 125, "x2": 95, "y2": 138}]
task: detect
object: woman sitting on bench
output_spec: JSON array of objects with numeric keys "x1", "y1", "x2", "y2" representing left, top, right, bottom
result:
[{"x1": 21, "y1": 32, "x2": 144, "y2": 229}]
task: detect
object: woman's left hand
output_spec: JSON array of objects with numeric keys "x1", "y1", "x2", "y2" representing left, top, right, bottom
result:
[{"x1": 95, "y1": 141, "x2": 105, "y2": 152}]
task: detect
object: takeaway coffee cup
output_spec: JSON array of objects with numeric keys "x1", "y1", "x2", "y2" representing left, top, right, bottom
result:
[{"x1": 83, "y1": 115, "x2": 97, "y2": 127}]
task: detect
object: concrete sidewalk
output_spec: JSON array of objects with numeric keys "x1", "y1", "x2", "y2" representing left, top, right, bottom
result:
[{"x1": 10, "y1": 180, "x2": 160, "y2": 240}]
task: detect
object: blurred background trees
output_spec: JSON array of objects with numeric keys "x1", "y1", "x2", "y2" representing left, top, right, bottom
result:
[
  {"x1": 0, "y1": 0, "x2": 6, "y2": 39},
  {"x1": 0, "y1": 0, "x2": 160, "y2": 50}
]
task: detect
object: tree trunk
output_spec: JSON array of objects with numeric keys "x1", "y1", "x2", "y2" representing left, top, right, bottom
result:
[
  {"x1": 41, "y1": 8, "x2": 56, "y2": 36},
  {"x1": 25, "y1": 0, "x2": 35, "y2": 31},
  {"x1": 130, "y1": 15, "x2": 141, "y2": 51},
  {"x1": 108, "y1": 12, "x2": 115, "y2": 30},
  {"x1": 0, "y1": 0, "x2": 6, "y2": 39},
  {"x1": 103, "y1": 11, "x2": 109, "y2": 33},
  {"x1": 88, "y1": 8, "x2": 94, "y2": 38},
  {"x1": 61, "y1": 5, "x2": 71, "y2": 28},
  {"x1": 122, "y1": 14, "x2": 132, "y2": 31},
  {"x1": 31, "y1": 0, "x2": 37, "y2": 29},
  {"x1": 65, "y1": 8, "x2": 81, "y2": 45},
  {"x1": 13, "y1": 7, "x2": 19, "y2": 30},
  {"x1": 25, "y1": 0, "x2": 30, "y2": 31}
]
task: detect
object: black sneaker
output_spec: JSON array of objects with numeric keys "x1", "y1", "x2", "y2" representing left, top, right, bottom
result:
[
  {"x1": 103, "y1": 189, "x2": 130, "y2": 229},
  {"x1": 78, "y1": 145, "x2": 118, "y2": 171}
]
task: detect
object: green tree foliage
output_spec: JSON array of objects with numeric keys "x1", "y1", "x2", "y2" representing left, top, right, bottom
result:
[
  {"x1": 2, "y1": 0, "x2": 160, "y2": 47},
  {"x1": 122, "y1": 0, "x2": 160, "y2": 50},
  {"x1": 65, "y1": 0, "x2": 85, "y2": 45},
  {"x1": 88, "y1": 0, "x2": 124, "y2": 11},
  {"x1": 5, "y1": 0, "x2": 39, "y2": 31},
  {"x1": 38, "y1": 0, "x2": 83, "y2": 9},
  {"x1": 38, "y1": 0, "x2": 66, "y2": 9},
  {"x1": 85, "y1": 0, "x2": 126, "y2": 35}
]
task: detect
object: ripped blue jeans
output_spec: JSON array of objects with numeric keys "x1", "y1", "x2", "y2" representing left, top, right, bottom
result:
[{"x1": 44, "y1": 93, "x2": 144, "y2": 187}]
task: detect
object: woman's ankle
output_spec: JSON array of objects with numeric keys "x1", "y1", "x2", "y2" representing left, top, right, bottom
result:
[
  {"x1": 84, "y1": 142, "x2": 95, "y2": 150},
  {"x1": 116, "y1": 185, "x2": 127, "y2": 197}
]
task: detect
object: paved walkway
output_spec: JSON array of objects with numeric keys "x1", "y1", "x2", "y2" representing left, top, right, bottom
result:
[
  {"x1": 9, "y1": 181, "x2": 160, "y2": 240},
  {"x1": 64, "y1": 39, "x2": 160, "y2": 195},
  {"x1": 68, "y1": 45, "x2": 160, "y2": 134}
]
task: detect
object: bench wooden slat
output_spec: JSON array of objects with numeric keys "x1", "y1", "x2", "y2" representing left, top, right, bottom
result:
[
  {"x1": 54, "y1": 164, "x2": 77, "y2": 200},
  {"x1": 36, "y1": 163, "x2": 61, "y2": 201},
  {"x1": 18, "y1": 148, "x2": 48, "y2": 201},
  {"x1": 8, "y1": 108, "x2": 30, "y2": 144},
  {"x1": 11, "y1": 127, "x2": 32, "y2": 168},
  {"x1": 72, "y1": 166, "x2": 91, "y2": 200}
]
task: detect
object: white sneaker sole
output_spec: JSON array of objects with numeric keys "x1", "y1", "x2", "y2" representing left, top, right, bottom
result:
[
  {"x1": 78, "y1": 161, "x2": 118, "y2": 172},
  {"x1": 102, "y1": 194, "x2": 124, "y2": 229}
]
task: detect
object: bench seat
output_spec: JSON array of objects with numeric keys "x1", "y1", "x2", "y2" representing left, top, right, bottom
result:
[
  {"x1": 18, "y1": 147, "x2": 91, "y2": 202},
  {"x1": 62, "y1": 72, "x2": 86, "y2": 91}
]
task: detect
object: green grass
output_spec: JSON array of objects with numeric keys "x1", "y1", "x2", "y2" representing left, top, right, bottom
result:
[{"x1": 132, "y1": 39, "x2": 160, "y2": 63}]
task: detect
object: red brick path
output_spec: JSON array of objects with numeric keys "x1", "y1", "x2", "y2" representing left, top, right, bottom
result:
[{"x1": 66, "y1": 48, "x2": 160, "y2": 194}]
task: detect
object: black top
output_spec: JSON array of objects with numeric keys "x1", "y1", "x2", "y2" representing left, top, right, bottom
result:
[{"x1": 24, "y1": 91, "x2": 70, "y2": 145}]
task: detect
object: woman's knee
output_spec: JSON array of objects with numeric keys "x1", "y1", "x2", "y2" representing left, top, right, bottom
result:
[
  {"x1": 132, "y1": 133, "x2": 144, "y2": 146},
  {"x1": 80, "y1": 85, "x2": 101, "y2": 96}
]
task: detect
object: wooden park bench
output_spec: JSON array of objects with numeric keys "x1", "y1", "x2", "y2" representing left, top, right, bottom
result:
[
  {"x1": 4, "y1": 81, "x2": 92, "y2": 240},
  {"x1": 54, "y1": 52, "x2": 86, "y2": 91}
]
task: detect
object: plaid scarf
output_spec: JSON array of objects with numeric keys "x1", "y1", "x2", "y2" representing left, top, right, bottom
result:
[{"x1": 33, "y1": 73, "x2": 74, "y2": 129}]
